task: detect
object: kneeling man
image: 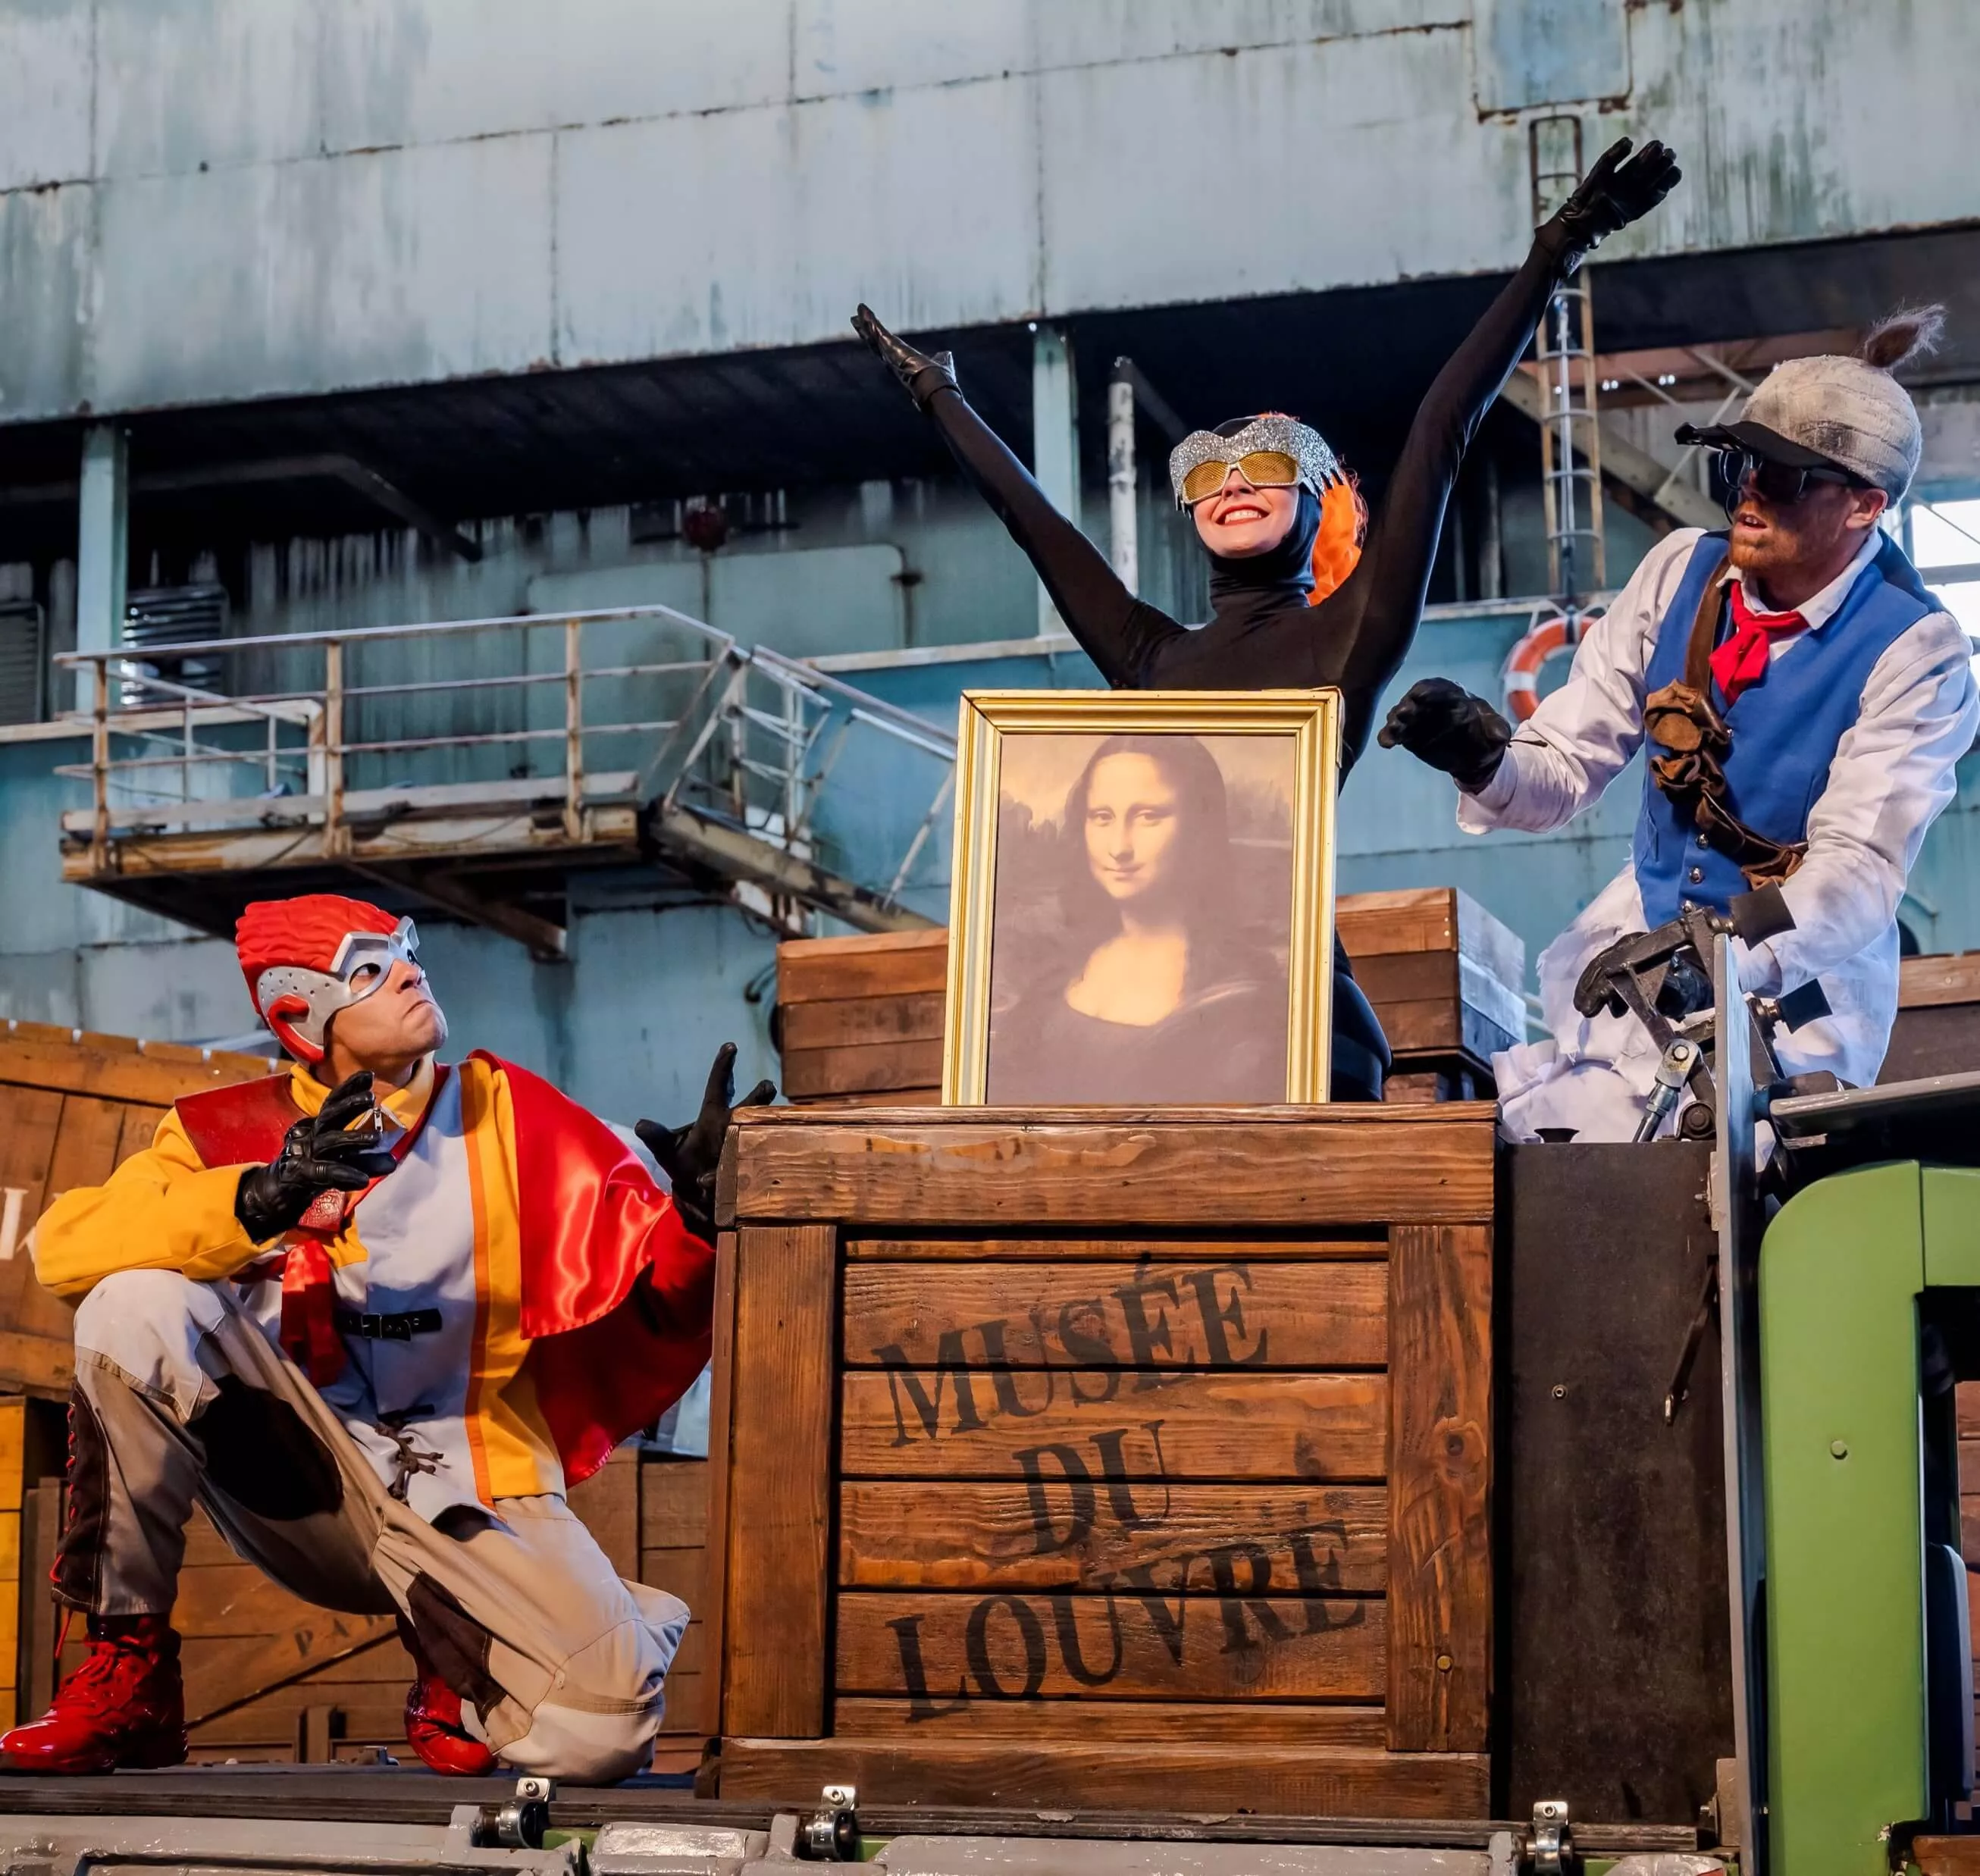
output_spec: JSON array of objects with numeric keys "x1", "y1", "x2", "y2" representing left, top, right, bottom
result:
[
  {"x1": 2, "y1": 894, "x2": 770, "y2": 1777},
  {"x1": 1382, "y1": 312, "x2": 1977, "y2": 1138}
]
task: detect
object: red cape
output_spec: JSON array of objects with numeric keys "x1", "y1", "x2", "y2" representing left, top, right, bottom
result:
[{"x1": 177, "y1": 1057, "x2": 714, "y2": 1486}]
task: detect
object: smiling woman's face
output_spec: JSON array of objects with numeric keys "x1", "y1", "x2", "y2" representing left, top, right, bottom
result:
[
  {"x1": 1083, "y1": 752, "x2": 1183, "y2": 903},
  {"x1": 1191, "y1": 468, "x2": 1300, "y2": 558}
]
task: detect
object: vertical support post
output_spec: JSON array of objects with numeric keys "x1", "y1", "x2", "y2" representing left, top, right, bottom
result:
[
  {"x1": 563, "y1": 615, "x2": 584, "y2": 842},
  {"x1": 1031, "y1": 326, "x2": 1079, "y2": 637},
  {"x1": 75, "y1": 424, "x2": 129, "y2": 718},
  {"x1": 1480, "y1": 458, "x2": 1505, "y2": 603},
  {"x1": 1107, "y1": 367, "x2": 1138, "y2": 597},
  {"x1": 322, "y1": 640, "x2": 345, "y2": 854},
  {"x1": 90, "y1": 675, "x2": 109, "y2": 866},
  {"x1": 181, "y1": 696, "x2": 194, "y2": 808}
]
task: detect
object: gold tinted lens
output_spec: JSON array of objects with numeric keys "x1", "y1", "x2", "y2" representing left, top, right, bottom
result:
[
  {"x1": 1235, "y1": 450, "x2": 1302, "y2": 488},
  {"x1": 1181, "y1": 459, "x2": 1233, "y2": 505}
]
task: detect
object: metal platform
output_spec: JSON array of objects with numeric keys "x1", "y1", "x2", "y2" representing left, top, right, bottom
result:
[{"x1": 52, "y1": 606, "x2": 954, "y2": 957}]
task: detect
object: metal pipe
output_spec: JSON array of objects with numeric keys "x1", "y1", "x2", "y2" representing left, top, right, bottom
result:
[{"x1": 1107, "y1": 368, "x2": 1138, "y2": 596}]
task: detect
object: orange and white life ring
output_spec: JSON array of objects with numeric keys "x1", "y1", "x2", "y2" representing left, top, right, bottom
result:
[{"x1": 1501, "y1": 607, "x2": 1598, "y2": 721}]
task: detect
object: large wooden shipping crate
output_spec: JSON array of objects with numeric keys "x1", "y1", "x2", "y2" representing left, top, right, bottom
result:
[
  {"x1": 775, "y1": 888, "x2": 1524, "y2": 1110},
  {"x1": 707, "y1": 1102, "x2": 1497, "y2": 1815}
]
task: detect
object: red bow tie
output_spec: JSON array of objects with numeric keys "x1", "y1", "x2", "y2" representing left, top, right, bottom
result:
[{"x1": 1709, "y1": 580, "x2": 1808, "y2": 707}]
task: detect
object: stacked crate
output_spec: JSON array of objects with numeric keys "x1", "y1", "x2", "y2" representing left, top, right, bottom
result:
[
  {"x1": 1882, "y1": 954, "x2": 1980, "y2": 1082},
  {"x1": 775, "y1": 889, "x2": 1527, "y2": 1108}
]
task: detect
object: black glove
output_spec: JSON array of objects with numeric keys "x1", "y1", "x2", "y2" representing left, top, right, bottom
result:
[
  {"x1": 1377, "y1": 678, "x2": 1515, "y2": 792},
  {"x1": 635, "y1": 1043, "x2": 776, "y2": 1243},
  {"x1": 234, "y1": 1070, "x2": 399, "y2": 1245},
  {"x1": 1546, "y1": 136, "x2": 1681, "y2": 264},
  {"x1": 852, "y1": 304, "x2": 958, "y2": 409}
]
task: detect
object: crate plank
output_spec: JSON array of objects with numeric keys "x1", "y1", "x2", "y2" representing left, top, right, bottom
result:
[
  {"x1": 1351, "y1": 951, "x2": 1461, "y2": 1007},
  {"x1": 567, "y1": 1445, "x2": 641, "y2": 1580},
  {"x1": 1386, "y1": 1223, "x2": 1493, "y2": 1753},
  {"x1": 726, "y1": 1111, "x2": 1497, "y2": 1229},
  {"x1": 838, "y1": 1482, "x2": 1387, "y2": 1593},
  {"x1": 0, "y1": 1087, "x2": 63, "y2": 1233},
  {"x1": 638, "y1": 1549, "x2": 706, "y2": 1608},
  {"x1": 829, "y1": 1696, "x2": 1386, "y2": 1746},
  {"x1": 841, "y1": 1260, "x2": 1386, "y2": 1372},
  {"x1": 114, "y1": 1104, "x2": 168, "y2": 1166},
  {"x1": 180, "y1": 1609, "x2": 396, "y2": 1726},
  {"x1": 782, "y1": 1039, "x2": 945, "y2": 1101},
  {"x1": 640, "y1": 1457, "x2": 710, "y2": 1552},
  {"x1": 42, "y1": 1096, "x2": 129, "y2": 1213},
  {"x1": 845, "y1": 1236, "x2": 1386, "y2": 1263},
  {"x1": 835, "y1": 1589, "x2": 1383, "y2": 1702},
  {"x1": 722, "y1": 1224, "x2": 836, "y2": 1738},
  {"x1": 703, "y1": 1232, "x2": 738, "y2": 1744},
  {"x1": 0, "y1": 1398, "x2": 23, "y2": 1514},
  {"x1": 841, "y1": 1370, "x2": 1387, "y2": 1482},
  {"x1": 782, "y1": 992, "x2": 946, "y2": 1053},
  {"x1": 778, "y1": 932, "x2": 949, "y2": 1005},
  {"x1": 1901, "y1": 954, "x2": 1980, "y2": 1010},
  {"x1": 719, "y1": 1736, "x2": 1487, "y2": 1815},
  {"x1": 0, "y1": 1033, "x2": 270, "y2": 1108}
]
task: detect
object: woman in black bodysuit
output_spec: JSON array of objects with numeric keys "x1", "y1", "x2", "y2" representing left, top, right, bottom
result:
[{"x1": 855, "y1": 136, "x2": 1680, "y2": 1096}]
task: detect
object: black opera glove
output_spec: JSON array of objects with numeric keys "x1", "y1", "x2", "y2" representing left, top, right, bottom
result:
[
  {"x1": 1546, "y1": 136, "x2": 1682, "y2": 265},
  {"x1": 233, "y1": 1071, "x2": 398, "y2": 1245},
  {"x1": 634, "y1": 1042, "x2": 776, "y2": 1243},
  {"x1": 1377, "y1": 678, "x2": 1515, "y2": 794},
  {"x1": 852, "y1": 304, "x2": 959, "y2": 410}
]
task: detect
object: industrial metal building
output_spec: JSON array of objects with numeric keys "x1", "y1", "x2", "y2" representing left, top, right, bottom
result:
[{"x1": 0, "y1": 0, "x2": 1976, "y2": 1120}]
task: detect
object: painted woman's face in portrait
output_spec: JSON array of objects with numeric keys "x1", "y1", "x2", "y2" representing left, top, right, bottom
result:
[{"x1": 1082, "y1": 752, "x2": 1183, "y2": 902}]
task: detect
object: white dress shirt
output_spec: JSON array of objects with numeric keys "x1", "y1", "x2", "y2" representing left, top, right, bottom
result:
[{"x1": 1459, "y1": 525, "x2": 1978, "y2": 1138}]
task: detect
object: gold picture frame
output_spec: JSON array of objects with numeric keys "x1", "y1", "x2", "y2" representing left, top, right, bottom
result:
[{"x1": 941, "y1": 688, "x2": 1341, "y2": 1106}]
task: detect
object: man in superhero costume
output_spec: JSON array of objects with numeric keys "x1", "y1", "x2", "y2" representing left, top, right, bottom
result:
[
  {"x1": 1380, "y1": 312, "x2": 1977, "y2": 1138},
  {"x1": 0, "y1": 894, "x2": 772, "y2": 1778}
]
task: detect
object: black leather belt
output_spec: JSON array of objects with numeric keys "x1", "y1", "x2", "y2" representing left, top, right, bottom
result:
[{"x1": 334, "y1": 1307, "x2": 442, "y2": 1342}]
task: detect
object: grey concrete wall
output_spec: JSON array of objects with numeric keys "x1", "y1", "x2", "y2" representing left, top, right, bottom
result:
[{"x1": 2, "y1": 0, "x2": 1975, "y2": 422}]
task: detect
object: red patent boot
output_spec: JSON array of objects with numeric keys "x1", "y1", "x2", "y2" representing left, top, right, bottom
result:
[
  {"x1": 0, "y1": 1614, "x2": 186, "y2": 1774},
  {"x1": 399, "y1": 1618, "x2": 497, "y2": 1777}
]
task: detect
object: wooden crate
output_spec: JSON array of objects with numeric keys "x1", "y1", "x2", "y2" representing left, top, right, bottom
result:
[
  {"x1": 1883, "y1": 954, "x2": 1980, "y2": 1083},
  {"x1": 775, "y1": 891, "x2": 1526, "y2": 1109},
  {"x1": 0, "y1": 1019, "x2": 273, "y2": 1397},
  {"x1": 707, "y1": 1102, "x2": 1496, "y2": 1815},
  {"x1": 1336, "y1": 888, "x2": 1526, "y2": 1098},
  {"x1": 776, "y1": 930, "x2": 947, "y2": 1106}
]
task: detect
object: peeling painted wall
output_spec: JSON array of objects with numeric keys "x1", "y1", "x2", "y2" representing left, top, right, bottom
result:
[{"x1": 0, "y1": 0, "x2": 1975, "y2": 423}]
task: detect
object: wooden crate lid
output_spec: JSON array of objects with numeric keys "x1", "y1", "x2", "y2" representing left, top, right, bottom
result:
[
  {"x1": 2, "y1": 1019, "x2": 272, "y2": 1105},
  {"x1": 778, "y1": 929, "x2": 947, "y2": 1004},
  {"x1": 1334, "y1": 887, "x2": 1524, "y2": 987},
  {"x1": 1900, "y1": 953, "x2": 1980, "y2": 1010}
]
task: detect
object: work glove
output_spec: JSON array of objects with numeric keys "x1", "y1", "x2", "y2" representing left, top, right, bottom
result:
[
  {"x1": 635, "y1": 1043, "x2": 776, "y2": 1244},
  {"x1": 235, "y1": 1070, "x2": 399, "y2": 1244},
  {"x1": 852, "y1": 304, "x2": 960, "y2": 409},
  {"x1": 1377, "y1": 678, "x2": 1515, "y2": 793},
  {"x1": 1546, "y1": 136, "x2": 1681, "y2": 263}
]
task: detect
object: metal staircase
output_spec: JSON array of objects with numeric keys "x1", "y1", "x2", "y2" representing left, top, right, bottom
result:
[{"x1": 52, "y1": 604, "x2": 955, "y2": 959}]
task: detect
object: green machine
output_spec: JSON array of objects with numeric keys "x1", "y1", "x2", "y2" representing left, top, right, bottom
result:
[
  {"x1": 1757, "y1": 1088, "x2": 1979, "y2": 1874},
  {"x1": 1702, "y1": 944, "x2": 1980, "y2": 1875}
]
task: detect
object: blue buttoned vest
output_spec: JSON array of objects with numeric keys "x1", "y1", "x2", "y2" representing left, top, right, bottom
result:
[{"x1": 1631, "y1": 531, "x2": 1937, "y2": 925}]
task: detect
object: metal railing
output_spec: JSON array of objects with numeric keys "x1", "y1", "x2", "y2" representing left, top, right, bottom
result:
[{"x1": 53, "y1": 603, "x2": 957, "y2": 928}]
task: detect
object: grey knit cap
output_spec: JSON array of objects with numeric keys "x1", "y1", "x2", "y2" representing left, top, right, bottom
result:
[{"x1": 1678, "y1": 307, "x2": 1944, "y2": 500}]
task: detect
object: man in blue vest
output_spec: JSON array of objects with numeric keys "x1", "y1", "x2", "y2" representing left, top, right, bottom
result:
[{"x1": 1380, "y1": 310, "x2": 1978, "y2": 1139}]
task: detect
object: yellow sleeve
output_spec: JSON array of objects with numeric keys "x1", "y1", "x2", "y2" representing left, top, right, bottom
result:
[{"x1": 33, "y1": 1109, "x2": 260, "y2": 1301}]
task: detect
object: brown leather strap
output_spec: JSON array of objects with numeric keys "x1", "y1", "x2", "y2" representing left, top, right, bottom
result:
[{"x1": 1644, "y1": 556, "x2": 1807, "y2": 890}]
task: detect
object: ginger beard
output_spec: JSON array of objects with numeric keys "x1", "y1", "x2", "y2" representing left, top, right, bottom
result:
[
  {"x1": 1192, "y1": 473, "x2": 1300, "y2": 559},
  {"x1": 1727, "y1": 475, "x2": 1888, "y2": 608},
  {"x1": 322, "y1": 957, "x2": 448, "y2": 1090}
]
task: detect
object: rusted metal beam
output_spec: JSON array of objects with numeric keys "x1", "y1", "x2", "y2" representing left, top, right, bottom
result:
[
  {"x1": 345, "y1": 862, "x2": 568, "y2": 963},
  {"x1": 650, "y1": 800, "x2": 937, "y2": 936}
]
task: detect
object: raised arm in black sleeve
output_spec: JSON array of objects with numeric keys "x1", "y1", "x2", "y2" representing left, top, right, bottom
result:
[
  {"x1": 851, "y1": 306, "x2": 1187, "y2": 687},
  {"x1": 1321, "y1": 137, "x2": 1681, "y2": 767}
]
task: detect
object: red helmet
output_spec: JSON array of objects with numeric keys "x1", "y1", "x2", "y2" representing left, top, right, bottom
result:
[{"x1": 236, "y1": 895, "x2": 419, "y2": 1063}]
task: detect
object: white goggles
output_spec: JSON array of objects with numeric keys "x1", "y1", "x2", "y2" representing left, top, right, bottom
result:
[{"x1": 255, "y1": 918, "x2": 421, "y2": 1057}]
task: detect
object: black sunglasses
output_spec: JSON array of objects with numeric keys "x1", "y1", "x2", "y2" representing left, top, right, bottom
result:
[{"x1": 1706, "y1": 446, "x2": 1866, "y2": 515}]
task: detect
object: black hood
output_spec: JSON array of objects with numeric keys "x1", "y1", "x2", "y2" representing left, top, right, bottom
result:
[{"x1": 1204, "y1": 484, "x2": 1321, "y2": 630}]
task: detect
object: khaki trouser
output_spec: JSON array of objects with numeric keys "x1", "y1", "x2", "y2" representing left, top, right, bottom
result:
[{"x1": 60, "y1": 1268, "x2": 687, "y2": 1782}]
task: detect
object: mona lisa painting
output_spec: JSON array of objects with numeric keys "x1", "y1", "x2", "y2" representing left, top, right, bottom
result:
[{"x1": 942, "y1": 691, "x2": 1339, "y2": 1105}]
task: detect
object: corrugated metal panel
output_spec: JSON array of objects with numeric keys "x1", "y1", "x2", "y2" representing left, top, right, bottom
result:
[{"x1": 4, "y1": 0, "x2": 1980, "y2": 422}]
